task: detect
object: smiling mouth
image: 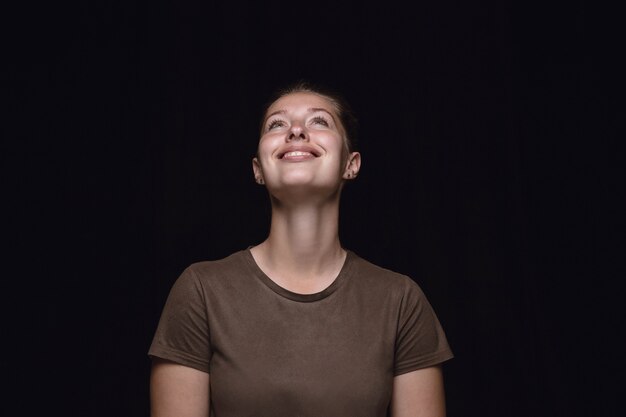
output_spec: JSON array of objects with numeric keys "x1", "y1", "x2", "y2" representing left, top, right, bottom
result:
[{"x1": 278, "y1": 150, "x2": 320, "y2": 160}]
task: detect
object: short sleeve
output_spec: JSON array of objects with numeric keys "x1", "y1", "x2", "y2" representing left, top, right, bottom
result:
[
  {"x1": 148, "y1": 267, "x2": 212, "y2": 373},
  {"x1": 394, "y1": 280, "x2": 454, "y2": 375}
]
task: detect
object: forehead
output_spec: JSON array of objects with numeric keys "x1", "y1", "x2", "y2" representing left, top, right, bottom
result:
[{"x1": 265, "y1": 92, "x2": 338, "y2": 116}]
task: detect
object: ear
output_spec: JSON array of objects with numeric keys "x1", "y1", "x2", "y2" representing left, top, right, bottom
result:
[
  {"x1": 252, "y1": 157, "x2": 265, "y2": 184},
  {"x1": 342, "y1": 152, "x2": 361, "y2": 180}
]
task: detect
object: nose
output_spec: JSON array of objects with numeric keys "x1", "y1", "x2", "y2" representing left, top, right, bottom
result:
[{"x1": 287, "y1": 122, "x2": 307, "y2": 141}]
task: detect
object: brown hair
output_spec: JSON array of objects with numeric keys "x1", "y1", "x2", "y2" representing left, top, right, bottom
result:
[{"x1": 259, "y1": 81, "x2": 359, "y2": 153}]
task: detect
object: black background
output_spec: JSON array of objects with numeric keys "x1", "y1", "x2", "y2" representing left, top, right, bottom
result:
[{"x1": 4, "y1": 1, "x2": 622, "y2": 416}]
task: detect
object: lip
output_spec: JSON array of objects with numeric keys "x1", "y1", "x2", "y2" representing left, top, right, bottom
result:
[{"x1": 277, "y1": 145, "x2": 321, "y2": 161}]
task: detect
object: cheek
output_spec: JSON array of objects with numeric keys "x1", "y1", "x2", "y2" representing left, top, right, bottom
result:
[
  {"x1": 322, "y1": 133, "x2": 346, "y2": 153},
  {"x1": 257, "y1": 140, "x2": 281, "y2": 167},
  {"x1": 256, "y1": 137, "x2": 272, "y2": 157}
]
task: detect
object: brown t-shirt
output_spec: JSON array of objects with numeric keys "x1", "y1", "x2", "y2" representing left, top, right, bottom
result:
[{"x1": 149, "y1": 249, "x2": 453, "y2": 417}]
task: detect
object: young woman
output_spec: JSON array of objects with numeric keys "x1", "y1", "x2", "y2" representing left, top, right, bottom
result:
[{"x1": 149, "y1": 83, "x2": 454, "y2": 417}]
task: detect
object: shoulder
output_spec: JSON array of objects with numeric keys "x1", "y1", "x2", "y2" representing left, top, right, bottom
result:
[
  {"x1": 349, "y1": 252, "x2": 425, "y2": 299},
  {"x1": 186, "y1": 250, "x2": 249, "y2": 278},
  {"x1": 172, "y1": 250, "x2": 251, "y2": 293}
]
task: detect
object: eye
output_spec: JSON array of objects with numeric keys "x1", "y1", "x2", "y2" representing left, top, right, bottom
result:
[
  {"x1": 310, "y1": 116, "x2": 330, "y2": 127},
  {"x1": 267, "y1": 119, "x2": 286, "y2": 131}
]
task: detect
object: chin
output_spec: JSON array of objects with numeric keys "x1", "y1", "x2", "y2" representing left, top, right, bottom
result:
[{"x1": 277, "y1": 171, "x2": 316, "y2": 184}]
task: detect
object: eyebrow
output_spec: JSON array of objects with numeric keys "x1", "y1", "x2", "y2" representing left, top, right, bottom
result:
[
  {"x1": 264, "y1": 108, "x2": 337, "y2": 124},
  {"x1": 308, "y1": 108, "x2": 337, "y2": 123},
  {"x1": 264, "y1": 110, "x2": 286, "y2": 121}
]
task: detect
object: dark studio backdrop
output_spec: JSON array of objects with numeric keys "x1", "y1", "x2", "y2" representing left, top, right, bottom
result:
[{"x1": 3, "y1": 1, "x2": 622, "y2": 416}]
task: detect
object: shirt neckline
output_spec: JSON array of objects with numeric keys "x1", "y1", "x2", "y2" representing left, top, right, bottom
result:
[{"x1": 242, "y1": 247, "x2": 356, "y2": 303}]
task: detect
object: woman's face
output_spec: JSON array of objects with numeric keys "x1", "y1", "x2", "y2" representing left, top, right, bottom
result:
[{"x1": 253, "y1": 92, "x2": 360, "y2": 199}]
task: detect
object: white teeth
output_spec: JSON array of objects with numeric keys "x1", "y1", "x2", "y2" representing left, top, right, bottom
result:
[{"x1": 284, "y1": 151, "x2": 312, "y2": 157}]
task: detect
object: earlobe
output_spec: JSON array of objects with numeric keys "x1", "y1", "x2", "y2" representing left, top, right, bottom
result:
[{"x1": 343, "y1": 152, "x2": 361, "y2": 179}]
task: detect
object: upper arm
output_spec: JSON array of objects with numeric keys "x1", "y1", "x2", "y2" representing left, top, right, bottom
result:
[
  {"x1": 150, "y1": 358, "x2": 210, "y2": 417},
  {"x1": 390, "y1": 365, "x2": 446, "y2": 417}
]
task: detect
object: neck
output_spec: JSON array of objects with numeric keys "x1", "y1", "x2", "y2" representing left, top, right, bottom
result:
[{"x1": 251, "y1": 195, "x2": 346, "y2": 293}]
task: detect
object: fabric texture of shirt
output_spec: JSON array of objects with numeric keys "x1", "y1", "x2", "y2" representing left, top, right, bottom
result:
[{"x1": 149, "y1": 249, "x2": 453, "y2": 417}]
